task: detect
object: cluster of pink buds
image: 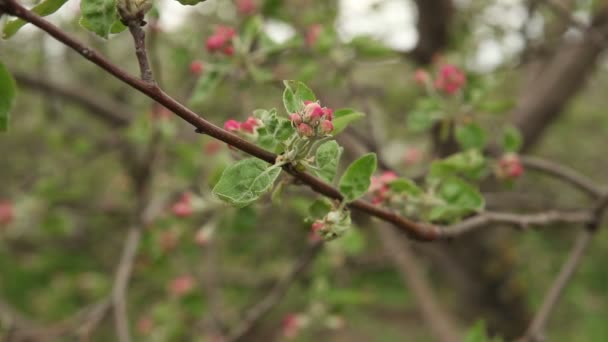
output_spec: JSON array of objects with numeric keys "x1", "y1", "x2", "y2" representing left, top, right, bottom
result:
[
  {"x1": 290, "y1": 101, "x2": 334, "y2": 137},
  {"x1": 189, "y1": 60, "x2": 204, "y2": 76},
  {"x1": 495, "y1": 153, "x2": 524, "y2": 180},
  {"x1": 369, "y1": 171, "x2": 398, "y2": 204},
  {"x1": 224, "y1": 116, "x2": 262, "y2": 135},
  {"x1": 414, "y1": 64, "x2": 466, "y2": 95},
  {"x1": 171, "y1": 192, "x2": 194, "y2": 217},
  {"x1": 168, "y1": 274, "x2": 195, "y2": 297},
  {"x1": 206, "y1": 25, "x2": 237, "y2": 56},
  {"x1": 0, "y1": 200, "x2": 14, "y2": 225},
  {"x1": 236, "y1": 0, "x2": 256, "y2": 16}
]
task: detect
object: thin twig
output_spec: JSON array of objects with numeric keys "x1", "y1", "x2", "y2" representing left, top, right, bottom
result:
[
  {"x1": 521, "y1": 156, "x2": 601, "y2": 198},
  {"x1": 127, "y1": 22, "x2": 154, "y2": 84},
  {"x1": 225, "y1": 242, "x2": 323, "y2": 342},
  {"x1": 440, "y1": 210, "x2": 593, "y2": 238}
]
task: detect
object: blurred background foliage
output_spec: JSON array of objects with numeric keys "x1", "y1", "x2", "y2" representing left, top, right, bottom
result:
[{"x1": 1, "y1": 0, "x2": 608, "y2": 341}]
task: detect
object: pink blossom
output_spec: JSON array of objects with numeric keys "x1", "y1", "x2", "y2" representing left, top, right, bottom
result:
[
  {"x1": 434, "y1": 64, "x2": 466, "y2": 95},
  {"x1": 306, "y1": 24, "x2": 322, "y2": 47},
  {"x1": 190, "y1": 60, "x2": 204, "y2": 75},
  {"x1": 222, "y1": 45, "x2": 235, "y2": 56},
  {"x1": 322, "y1": 107, "x2": 333, "y2": 121},
  {"x1": 169, "y1": 275, "x2": 195, "y2": 297},
  {"x1": 320, "y1": 120, "x2": 334, "y2": 134},
  {"x1": 303, "y1": 102, "x2": 324, "y2": 122},
  {"x1": 236, "y1": 0, "x2": 256, "y2": 16},
  {"x1": 224, "y1": 119, "x2": 241, "y2": 132},
  {"x1": 171, "y1": 193, "x2": 193, "y2": 217},
  {"x1": 498, "y1": 153, "x2": 524, "y2": 179},
  {"x1": 206, "y1": 26, "x2": 237, "y2": 54},
  {"x1": 240, "y1": 116, "x2": 259, "y2": 134},
  {"x1": 0, "y1": 201, "x2": 14, "y2": 225},
  {"x1": 297, "y1": 123, "x2": 314, "y2": 137}
]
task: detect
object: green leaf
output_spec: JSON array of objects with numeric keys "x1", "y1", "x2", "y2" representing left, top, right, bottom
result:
[
  {"x1": 465, "y1": 320, "x2": 489, "y2": 342},
  {"x1": 189, "y1": 70, "x2": 223, "y2": 107},
  {"x1": 332, "y1": 108, "x2": 365, "y2": 135},
  {"x1": 212, "y1": 158, "x2": 282, "y2": 208},
  {"x1": 429, "y1": 177, "x2": 484, "y2": 222},
  {"x1": 2, "y1": 0, "x2": 69, "y2": 39},
  {"x1": 282, "y1": 80, "x2": 316, "y2": 114},
  {"x1": 429, "y1": 150, "x2": 487, "y2": 181},
  {"x1": 348, "y1": 36, "x2": 395, "y2": 58},
  {"x1": 455, "y1": 122, "x2": 486, "y2": 150},
  {"x1": 339, "y1": 153, "x2": 377, "y2": 203},
  {"x1": 308, "y1": 198, "x2": 333, "y2": 219},
  {"x1": 314, "y1": 141, "x2": 343, "y2": 183},
  {"x1": 0, "y1": 62, "x2": 17, "y2": 132},
  {"x1": 80, "y1": 0, "x2": 119, "y2": 39},
  {"x1": 502, "y1": 125, "x2": 523, "y2": 152},
  {"x1": 389, "y1": 178, "x2": 422, "y2": 196},
  {"x1": 175, "y1": 0, "x2": 207, "y2": 5}
]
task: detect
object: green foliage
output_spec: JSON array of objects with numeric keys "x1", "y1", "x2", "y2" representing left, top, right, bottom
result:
[
  {"x1": 348, "y1": 36, "x2": 395, "y2": 58},
  {"x1": 189, "y1": 70, "x2": 224, "y2": 107},
  {"x1": 430, "y1": 177, "x2": 484, "y2": 222},
  {"x1": 80, "y1": 0, "x2": 121, "y2": 39},
  {"x1": 502, "y1": 125, "x2": 523, "y2": 152},
  {"x1": 2, "y1": 0, "x2": 69, "y2": 39},
  {"x1": 282, "y1": 80, "x2": 317, "y2": 113},
  {"x1": 429, "y1": 150, "x2": 487, "y2": 181},
  {"x1": 332, "y1": 108, "x2": 365, "y2": 135},
  {"x1": 339, "y1": 153, "x2": 377, "y2": 203},
  {"x1": 455, "y1": 122, "x2": 486, "y2": 150},
  {"x1": 314, "y1": 141, "x2": 343, "y2": 183},
  {"x1": 212, "y1": 158, "x2": 282, "y2": 207},
  {"x1": 389, "y1": 178, "x2": 422, "y2": 196},
  {"x1": 174, "y1": 0, "x2": 207, "y2": 5},
  {"x1": 0, "y1": 62, "x2": 16, "y2": 131}
]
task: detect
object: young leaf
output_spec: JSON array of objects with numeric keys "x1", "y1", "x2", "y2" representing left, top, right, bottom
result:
[
  {"x1": 80, "y1": 0, "x2": 120, "y2": 39},
  {"x1": 282, "y1": 80, "x2": 316, "y2": 113},
  {"x1": 2, "y1": 0, "x2": 69, "y2": 39},
  {"x1": 314, "y1": 141, "x2": 343, "y2": 183},
  {"x1": 308, "y1": 198, "x2": 333, "y2": 219},
  {"x1": 502, "y1": 125, "x2": 523, "y2": 152},
  {"x1": 389, "y1": 178, "x2": 422, "y2": 196},
  {"x1": 455, "y1": 122, "x2": 486, "y2": 150},
  {"x1": 429, "y1": 150, "x2": 487, "y2": 181},
  {"x1": 189, "y1": 70, "x2": 223, "y2": 107},
  {"x1": 0, "y1": 62, "x2": 17, "y2": 132},
  {"x1": 212, "y1": 158, "x2": 282, "y2": 208},
  {"x1": 332, "y1": 108, "x2": 365, "y2": 135},
  {"x1": 429, "y1": 177, "x2": 484, "y2": 222},
  {"x1": 175, "y1": 0, "x2": 207, "y2": 5},
  {"x1": 464, "y1": 320, "x2": 490, "y2": 342},
  {"x1": 339, "y1": 153, "x2": 377, "y2": 203}
]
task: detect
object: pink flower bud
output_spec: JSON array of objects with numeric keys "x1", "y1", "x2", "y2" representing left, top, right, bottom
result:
[
  {"x1": 303, "y1": 102, "x2": 323, "y2": 122},
  {"x1": 403, "y1": 148, "x2": 421, "y2": 165},
  {"x1": 497, "y1": 153, "x2": 524, "y2": 179},
  {"x1": 224, "y1": 119, "x2": 241, "y2": 132},
  {"x1": 306, "y1": 24, "x2": 322, "y2": 47},
  {"x1": 414, "y1": 69, "x2": 429, "y2": 86},
  {"x1": 190, "y1": 60, "x2": 204, "y2": 75},
  {"x1": 169, "y1": 275, "x2": 195, "y2": 297},
  {"x1": 282, "y1": 313, "x2": 305, "y2": 338},
  {"x1": 216, "y1": 25, "x2": 236, "y2": 40},
  {"x1": 320, "y1": 120, "x2": 333, "y2": 134},
  {"x1": 0, "y1": 201, "x2": 14, "y2": 225},
  {"x1": 206, "y1": 35, "x2": 225, "y2": 52},
  {"x1": 240, "y1": 116, "x2": 259, "y2": 134},
  {"x1": 434, "y1": 64, "x2": 466, "y2": 95},
  {"x1": 195, "y1": 227, "x2": 213, "y2": 246},
  {"x1": 379, "y1": 171, "x2": 398, "y2": 183},
  {"x1": 322, "y1": 107, "x2": 333, "y2": 121},
  {"x1": 236, "y1": 0, "x2": 256, "y2": 16},
  {"x1": 297, "y1": 123, "x2": 314, "y2": 137},
  {"x1": 222, "y1": 45, "x2": 235, "y2": 56},
  {"x1": 171, "y1": 193, "x2": 193, "y2": 217},
  {"x1": 289, "y1": 113, "x2": 302, "y2": 125}
]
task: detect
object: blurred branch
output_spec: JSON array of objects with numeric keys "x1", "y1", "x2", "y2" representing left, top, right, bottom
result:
[
  {"x1": 409, "y1": 0, "x2": 454, "y2": 65},
  {"x1": 225, "y1": 242, "x2": 323, "y2": 342},
  {"x1": 377, "y1": 225, "x2": 461, "y2": 342},
  {"x1": 13, "y1": 72, "x2": 130, "y2": 127}
]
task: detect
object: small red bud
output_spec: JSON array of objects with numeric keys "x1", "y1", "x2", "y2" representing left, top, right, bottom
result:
[
  {"x1": 206, "y1": 35, "x2": 225, "y2": 52},
  {"x1": 168, "y1": 275, "x2": 195, "y2": 297},
  {"x1": 320, "y1": 120, "x2": 333, "y2": 134},
  {"x1": 222, "y1": 45, "x2": 235, "y2": 56},
  {"x1": 414, "y1": 69, "x2": 429, "y2": 86},
  {"x1": 306, "y1": 24, "x2": 322, "y2": 47},
  {"x1": 0, "y1": 201, "x2": 14, "y2": 225},
  {"x1": 190, "y1": 60, "x2": 204, "y2": 75},
  {"x1": 297, "y1": 123, "x2": 314, "y2": 137},
  {"x1": 236, "y1": 0, "x2": 256, "y2": 16},
  {"x1": 224, "y1": 119, "x2": 241, "y2": 132},
  {"x1": 289, "y1": 113, "x2": 302, "y2": 125}
]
